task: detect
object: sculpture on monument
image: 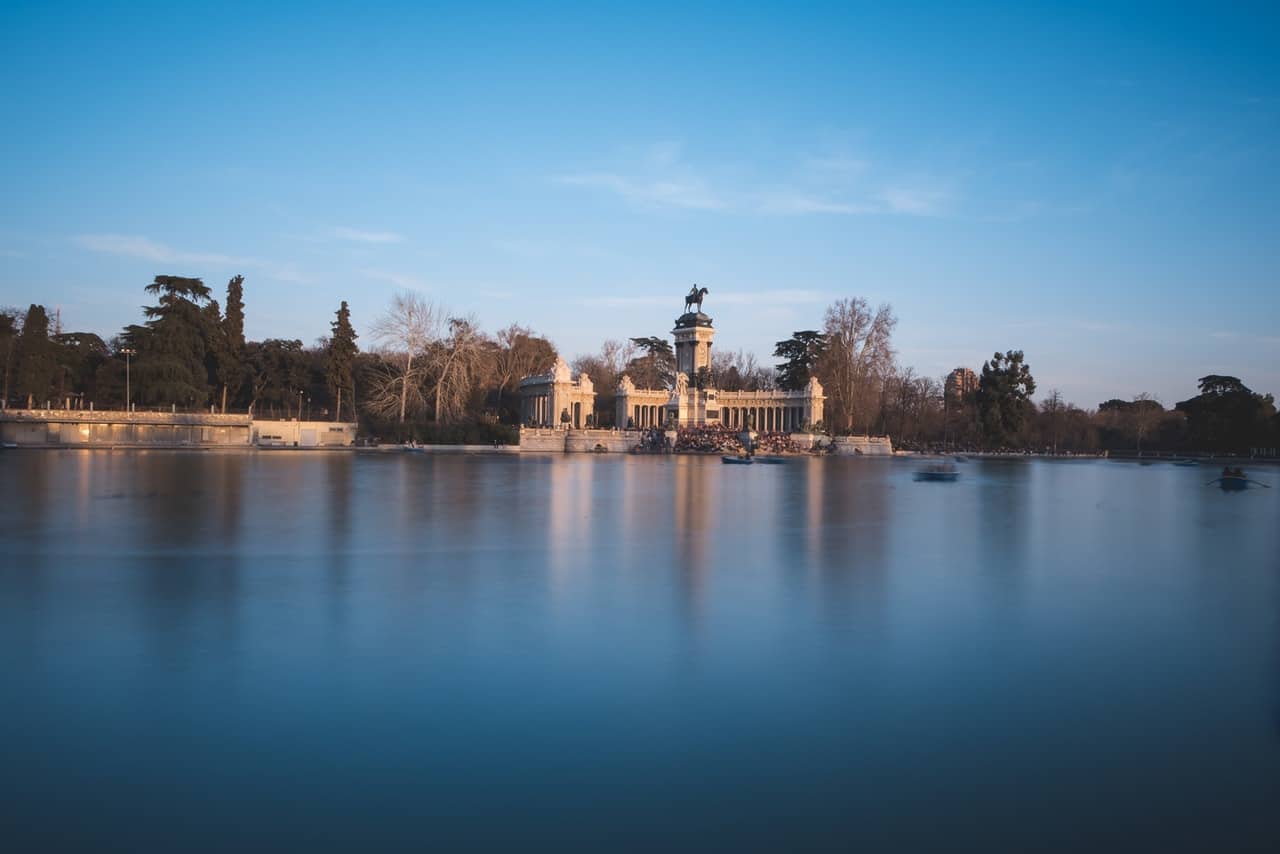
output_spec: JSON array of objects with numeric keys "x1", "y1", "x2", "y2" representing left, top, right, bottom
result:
[{"x1": 683, "y1": 285, "x2": 709, "y2": 314}]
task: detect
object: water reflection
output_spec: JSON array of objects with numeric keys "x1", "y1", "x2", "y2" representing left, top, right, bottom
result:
[
  {"x1": 976, "y1": 459, "x2": 1031, "y2": 592},
  {"x1": 1, "y1": 452, "x2": 1278, "y2": 850},
  {"x1": 672, "y1": 456, "x2": 717, "y2": 625}
]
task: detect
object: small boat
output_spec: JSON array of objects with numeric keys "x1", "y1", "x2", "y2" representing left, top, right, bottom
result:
[
  {"x1": 914, "y1": 462, "x2": 959, "y2": 482},
  {"x1": 1172, "y1": 459, "x2": 1199, "y2": 467},
  {"x1": 722, "y1": 455, "x2": 754, "y2": 465},
  {"x1": 953, "y1": 455, "x2": 969, "y2": 463},
  {"x1": 1217, "y1": 474, "x2": 1249, "y2": 491},
  {"x1": 1208, "y1": 468, "x2": 1269, "y2": 491}
]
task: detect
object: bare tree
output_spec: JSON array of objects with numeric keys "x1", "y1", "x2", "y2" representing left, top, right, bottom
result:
[
  {"x1": 1042, "y1": 388, "x2": 1064, "y2": 454},
  {"x1": 363, "y1": 356, "x2": 431, "y2": 420},
  {"x1": 817, "y1": 298, "x2": 897, "y2": 434},
  {"x1": 492, "y1": 324, "x2": 556, "y2": 417},
  {"x1": 369, "y1": 292, "x2": 441, "y2": 423},
  {"x1": 428, "y1": 316, "x2": 488, "y2": 424},
  {"x1": 712, "y1": 348, "x2": 774, "y2": 391},
  {"x1": 1131, "y1": 392, "x2": 1163, "y2": 453}
]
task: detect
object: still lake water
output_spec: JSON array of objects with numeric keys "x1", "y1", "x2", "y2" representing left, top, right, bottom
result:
[{"x1": 2, "y1": 450, "x2": 1278, "y2": 851}]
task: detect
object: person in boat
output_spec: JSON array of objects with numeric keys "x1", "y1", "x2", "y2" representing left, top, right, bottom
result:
[{"x1": 1222, "y1": 466, "x2": 1232, "y2": 478}]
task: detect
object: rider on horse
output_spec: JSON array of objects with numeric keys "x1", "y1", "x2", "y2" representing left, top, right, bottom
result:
[{"x1": 684, "y1": 285, "x2": 709, "y2": 314}]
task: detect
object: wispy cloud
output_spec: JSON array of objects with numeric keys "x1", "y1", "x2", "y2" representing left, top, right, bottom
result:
[
  {"x1": 878, "y1": 185, "x2": 952, "y2": 216},
  {"x1": 555, "y1": 172, "x2": 725, "y2": 211},
  {"x1": 716, "y1": 289, "x2": 828, "y2": 306},
  {"x1": 268, "y1": 267, "x2": 311, "y2": 284},
  {"x1": 583, "y1": 289, "x2": 826, "y2": 309},
  {"x1": 754, "y1": 193, "x2": 875, "y2": 215},
  {"x1": 74, "y1": 233, "x2": 251, "y2": 267},
  {"x1": 73, "y1": 233, "x2": 311, "y2": 284},
  {"x1": 803, "y1": 155, "x2": 869, "y2": 176},
  {"x1": 557, "y1": 144, "x2": 962, "y2": 218},
  {"x1": 579, "y1": 295, "x2": 671, "y2": 308},
  {"x1": 359, "y1": 269, "x2": 430, "y2": 291},
  {"x1": 492, "y1": 238, "x2": 614, "y2": 260},
  {"x1": 331, "y1": 226, "x2": 404, "y2": 244}
]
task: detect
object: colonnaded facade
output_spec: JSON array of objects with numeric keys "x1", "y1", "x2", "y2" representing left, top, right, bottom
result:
[{"x1": 519, "y1": 288, "x2": 824, "y2": 431}]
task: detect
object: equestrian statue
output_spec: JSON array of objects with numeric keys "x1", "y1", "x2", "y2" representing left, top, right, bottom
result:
[{"x1": 683, "y1": 285, "x2": 709, "y2": 314}]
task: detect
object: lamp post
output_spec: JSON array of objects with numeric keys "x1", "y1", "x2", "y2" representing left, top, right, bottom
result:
[
  {"x1": 120, "y1": 348, "x2": 136, "y2": 411},
  {"x1": 298, "y1": 389, "x2": 304, "y2": 420}
]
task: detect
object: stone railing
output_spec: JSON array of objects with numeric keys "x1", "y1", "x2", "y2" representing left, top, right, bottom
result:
[{"x1": 829, "y1": 436, "x2": 894, "y2": 456}]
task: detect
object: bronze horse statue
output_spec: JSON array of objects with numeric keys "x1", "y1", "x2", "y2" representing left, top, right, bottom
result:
[{"x1": 684, "y1": 286, "x2": 709, "y2": 314}]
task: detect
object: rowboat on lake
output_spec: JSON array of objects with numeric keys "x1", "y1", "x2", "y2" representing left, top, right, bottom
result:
[
  {"x1": 722, "y1": 455, "x2": 754, "y2": 465},
  {"x1": 753, "y1": 456, "x2": 788, "y2": 465},
  {"x1": 1208, "y1": 467, "x2": 1270, "y2": 491},
  {"x1": 915, "y1": 462, "x2": 959, "y2": 482}
]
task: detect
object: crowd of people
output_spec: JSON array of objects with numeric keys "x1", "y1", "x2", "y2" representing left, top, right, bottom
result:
[
  {"x1": 673, "y1": 425, "x2": 745, "y2": 454},
  {"x1": 753, "y1": 431, "x2": 801, "y2": 455},
  {"x1": 633, "y1": 427, "x2": 671, "y2": 453},
  {"x1": 661, "y1": 425, "x2": 798, "y2": 455},
  {"x1": 629, "y1": 424, "x2": 806, "y2": 455}
]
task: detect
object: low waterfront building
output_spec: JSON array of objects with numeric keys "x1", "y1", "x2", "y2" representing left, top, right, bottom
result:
[{"x1": 0, "y1": 409, "x2": 357, "y2": 448}]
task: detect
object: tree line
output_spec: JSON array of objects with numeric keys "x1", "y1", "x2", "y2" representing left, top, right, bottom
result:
[
  {"x1": 766, "y1": 304, "x2": 1278, "y2": 454},
  {"x1": 0, "y1": 278, "x2": 558, "y2": 443},
  {"x1": 4, "y1": 281, "x2": 1276, "y2": 453},
  {"x1": 1, "y1": 276, "x2": 362, "y2": 422}
]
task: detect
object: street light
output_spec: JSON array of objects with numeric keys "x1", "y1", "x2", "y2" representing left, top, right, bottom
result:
[
  {"x1": 120, "y1": 348, "x2": 137, "y2": 411},
  {"x1": 298, "y1": 389, "x2": 304, "y2": 421}
]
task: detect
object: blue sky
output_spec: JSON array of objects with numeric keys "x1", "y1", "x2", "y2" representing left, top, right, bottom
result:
[{"x1": 2, "y1": 1, "x2": 1277, "y2": 406}]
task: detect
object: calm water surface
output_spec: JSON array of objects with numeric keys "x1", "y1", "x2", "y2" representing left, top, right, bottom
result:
[{"x1": 2, "y1": 451, "x2": 1278, "y2": 851}]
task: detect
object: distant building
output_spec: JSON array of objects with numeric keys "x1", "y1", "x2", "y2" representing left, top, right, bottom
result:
[
  {"x1": 945, "y1": 367, "x2": 978, "y2": 402},
  {"x1": 518, "y1": 288, "x2": 825, "y2": 432}
]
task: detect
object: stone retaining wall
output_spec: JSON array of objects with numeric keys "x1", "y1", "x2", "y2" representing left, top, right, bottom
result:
[
  {"x1": 519, "y1": 427, "x2": 645, "y2": 453},
  {"x1": 829, "y1": 436, "x2": 895, "y2": 456},
  {"x1": 518, "y1": 428, "x2": 568, "y2": 452},
  {"x1": 564, "y1": 429, "x2": 644, "y2": 454}
]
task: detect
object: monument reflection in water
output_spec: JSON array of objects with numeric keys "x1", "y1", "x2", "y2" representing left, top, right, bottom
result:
[{"x1": 1, "y1": 451, "x2": 1279, "y2": 850}]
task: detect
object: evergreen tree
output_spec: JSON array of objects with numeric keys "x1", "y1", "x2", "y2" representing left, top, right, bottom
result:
[
  {"x1": 220, "y1": 275, "x2": 247, "y2": 411},
  {"x1": 133, "y1": 276, "x2": 213, "y2": 406},
  {"x1": 773, "y1": 330, "x2": 827, "y2": 391},
  {"x1": 975, "y1": 350, "x2": 1036, "y2": 448},
  {"x1": 247, "y1": 338, "x2": 308, "y2": 417},
  {"x1": 626, "y1": 336, "x2": 676, "y2": 388},
  {"x1": 14, "y1": 305, "x2": 58, "y2": 407},
  {"x1": 0, "y1": 309, "x2": 19, "y2": 407},
  {"x1": 1175, "y1": 375, "x2": 1276, "y2": 453},
  {"x1": 52, "y1": 331, "x2": 112, "y2": 407},
  {"x1": 327, "y1": 301, "x2": 359, "y2": 421},
  {"x1": 201, "y1": 299, "x2": 230, "y2": 411}
]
